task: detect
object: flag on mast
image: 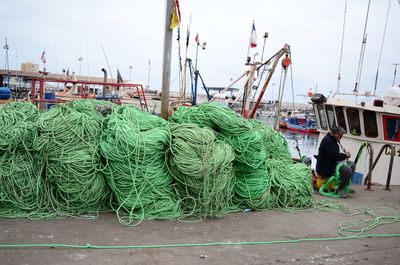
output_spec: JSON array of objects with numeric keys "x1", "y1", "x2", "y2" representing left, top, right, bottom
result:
[
  {"x1": 169, "y1": 0, "x2": 181, "y2": 29},
  {"x1": 195, "y1": 33, "x2": 200, "y2": 45},
  {"x1": 41, "y1": 50, "x2": 46, "y2": 63},
  {"x1": 249, "y1": 22, "x2": 257, "y2": 48}
]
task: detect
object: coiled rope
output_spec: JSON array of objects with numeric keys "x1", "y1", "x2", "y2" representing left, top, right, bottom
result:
[
  {"x1": 36, "y1": 100, "x2": 110, "y2": 216},
  {"x1": 167, "y1": 123, "x2": 236, "y2": 217},
  {"x1": 100, "y1": 105, "x2": 182, "y2": 225},
  {"x1": 170, "y1": 103, "x2": 312, "y2": 211},
  {"x1": 0, "y1": 102, "x2": 49, "y2": 218}
]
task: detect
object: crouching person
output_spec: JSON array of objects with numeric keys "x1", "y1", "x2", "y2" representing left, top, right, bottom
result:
[{"x1": 315, "y1": 126, "x2": 356, "y2": 198}]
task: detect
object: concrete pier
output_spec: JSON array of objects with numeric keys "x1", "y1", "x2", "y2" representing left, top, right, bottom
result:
[{"x1": 1, "y1": 185, "x2": 399, "y2": 265}]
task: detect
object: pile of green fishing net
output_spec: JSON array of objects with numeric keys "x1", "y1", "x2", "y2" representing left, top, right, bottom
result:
[
  {"x1": 0, "y1": 102, "x2": 46, "y2": 218},
  {"x1": 100, "y1": 105, "x2": 181, "y2": 225},
  {"x1": 36, "y1": 100, "x2": 111, "y2": 215},
  {"x1": 0, "y1": 100, "x2": 313, "y2": 223},
  {"x1": 170, "y1": 102, "x2": 313, "y2": 210}
]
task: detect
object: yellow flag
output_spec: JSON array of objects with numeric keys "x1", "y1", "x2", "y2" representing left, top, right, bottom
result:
[{"x1": 170, "y1": 6, "x2": 179, "y2": 29}]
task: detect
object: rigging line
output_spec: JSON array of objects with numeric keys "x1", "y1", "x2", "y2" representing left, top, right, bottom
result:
[
  {"x1": 100, "y1": 44, "x2": 114, "y2": 81},
  {"x1": 289, "y1": 52, "x2": 295, "y2": 110},
  {"x1": 274, "y1": 67, "x2": 285, "y2": 130},
  {"x1": 354, "y1": 0, "x2": 372, "y2": 94},
  {"x1": 251, "y1": 64, "x2": 269, "y2": 102},
  {"x1": 336, "y1": 0, "x2": 348, "y2": 93},
  {"x1": 374, "y1": 0, "x2": 392, "y2": 95},
  {"x1": 86, "y1": 38, "x2": 90, "y2": 77}
]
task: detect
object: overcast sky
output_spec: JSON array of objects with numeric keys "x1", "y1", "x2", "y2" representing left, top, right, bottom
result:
[{"x1": 1, "y1": 0, "x2": 399, "y2": 103}]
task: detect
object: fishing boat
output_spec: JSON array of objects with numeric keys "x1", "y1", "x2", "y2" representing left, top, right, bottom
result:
[
  {"x1": 310, "y1": 0, "x2": 400, "y2": 188},
  {"x1": 310, "y1": 88, "x2": 400, "y2": 187},
  {"x1": 279, "y1": 113, "x2": 318, "y2": 133}
]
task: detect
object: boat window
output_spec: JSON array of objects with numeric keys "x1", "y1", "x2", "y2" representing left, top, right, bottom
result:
[
  {"x1": 363, "y1": 110, "x2": 378, "y2": 138},
  {"x1": 335, "y1": 106, "x2": 347, "y2": 132},
  {"x1": 317, "y1": 105, "x2": 328, "y2": 130},
  {"x1": 325, "y1": 105, "x2": 336, "y2": 129},
  {"x1": 382, "y1": 115, "x2": 400, "y2": 142},
  {"x1": 346, "y1": 108, "x2": 361, "y2": 136}
]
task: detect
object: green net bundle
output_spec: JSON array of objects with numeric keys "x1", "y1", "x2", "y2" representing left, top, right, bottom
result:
[
  {"x1": 167, "y1": 123, "x2": 236, "y2": 217},
  {"x1": 170, "y1": 102, "x2": 252, "y2": 134},
  {"x1": 264, "y1": 159, "x2": 313, "y2": 209},
  {"x1": 0, "y1": 102, "x2": 49, "y2": 218},
  {"x1": 36, "y1": 101, "x2": 110, "y2": 215},
  {"x1": 100, "y1": 105, "x2": 181, "y2": 225},
  {"x1": 170, "y1": 102, "x2": 312, "y2": 211}
]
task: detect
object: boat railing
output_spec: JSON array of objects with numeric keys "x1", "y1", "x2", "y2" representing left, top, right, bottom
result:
[{"x1": 362, "y1": 143, "x2": 396, "y2": 191}]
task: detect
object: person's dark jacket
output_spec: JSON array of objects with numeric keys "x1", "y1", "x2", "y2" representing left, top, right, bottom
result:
[{"x1": 316, "y1": 133, "x2": 347, "y2": 178}]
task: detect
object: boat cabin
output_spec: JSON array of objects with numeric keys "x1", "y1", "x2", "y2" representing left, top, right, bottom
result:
[
  {"x1": 310, "y1": 91, "x2": 400, "y2": 186},
  {"x1": 311, "y1": 93, "x2": 400, "y2": 144}
]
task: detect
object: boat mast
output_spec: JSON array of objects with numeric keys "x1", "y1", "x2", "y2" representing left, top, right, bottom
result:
[
  {"x1": 336, "y1": 0, "x2": 347, "y2": 93},
  {"x1": 353, "y1": 0, "x2": 371, "y2": 94},
  {"x1": 3, "y1": 38, "x2": 10, "y2": 87},
  {"x1": 373, "y1": 0, "x2": 392, "y2": 95}
]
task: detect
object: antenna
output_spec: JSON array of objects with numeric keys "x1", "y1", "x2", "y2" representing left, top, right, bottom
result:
[
  {"x1": 336, "y1": 0, "x2": 347, "y2": 93},
  {"x1": 353, "y1": 0, "x2": 372, "y2": 94},
  {"x1": 373, "y1": 0, "x2": 392, "y2": 95}
]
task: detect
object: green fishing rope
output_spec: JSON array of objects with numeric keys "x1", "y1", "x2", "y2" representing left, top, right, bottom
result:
[
  {"x1": 167, "y1": 123, "x2": 236, "y2": 217},
  {"x1": 0, "y1": 102, "x2": 51, "y2": 218},
  {"x1": 100, "y1": 105, "x2": 182, "y2": 226},
  {"x1": 36, "y1": 101, "x2": 110, "y2": 216}
]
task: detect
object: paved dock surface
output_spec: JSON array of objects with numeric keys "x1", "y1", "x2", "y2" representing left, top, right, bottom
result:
[{"x1": 1, "y1": 185, "x2": 399, "y2": 265}]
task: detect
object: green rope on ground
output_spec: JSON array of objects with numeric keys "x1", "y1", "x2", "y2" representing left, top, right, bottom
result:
[
  {"x1": 167, "y1": 123, "x2": 236, "y2": 217},
  {"x1": 338, "y1": 206, "x2": 400, "y2": 237},
  {"x1": 1, "y1": 233, "x2": 400, "y2": 249},
  {"x1": 36, "y1": 101, "x2": 110, "y2": 215},
  {"x1": 100, "y1": 105, "x2": 182, "y2": 225}
]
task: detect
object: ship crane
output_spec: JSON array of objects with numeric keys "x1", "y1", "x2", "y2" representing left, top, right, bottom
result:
[
  {"x1": 217, "y1": 44, "x2": 290, "y2": 119},
  {"x1": 249, "y1": 44, "x2": 290, "y2": 118}
]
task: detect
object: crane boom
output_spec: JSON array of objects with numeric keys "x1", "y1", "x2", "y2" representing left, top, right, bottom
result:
[{"x1": 249, "y1": 44, "x2": 290, "y2": 118}]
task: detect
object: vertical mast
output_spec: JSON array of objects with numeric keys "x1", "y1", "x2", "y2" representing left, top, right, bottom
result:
[
  {"x1": 353, "y1": 0, "x2": 371, "y2": 94},
  {"x1": 161, "y1": 0, "x2": 174, "y2": 119},
  {"x1": 336, "y1": 0, "x2": 347, "y2": 93}
]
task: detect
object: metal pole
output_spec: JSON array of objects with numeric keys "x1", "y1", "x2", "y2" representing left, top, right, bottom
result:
[
  {"x1": 260, "y1": 32, "x2": 268, "y2": 62},
  {"x1": 78, "y1": 57, "x2": 83, "y2": 76},
  {"x1": 161, "y1": 0, "x2": 174, "y2": 120},
  {"x1": 353, "y1": 0, "x2": 371, "y2": 94},
  {"x1": 393, "y1": 63, "x2": 399, "y2": 86},
  {"x1": 129, "y1": 65, "x2": 133, "y2": 81},
  {"x1": 147, "y1": 59, "x2": 151, "y2": 88}
]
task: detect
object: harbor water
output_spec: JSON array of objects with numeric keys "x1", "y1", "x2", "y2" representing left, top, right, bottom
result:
[{"x1": 259, "y1": 116, "x2": 319, "y2": 162}]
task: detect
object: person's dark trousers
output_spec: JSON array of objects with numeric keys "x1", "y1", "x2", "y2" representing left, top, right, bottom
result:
[{"x1": 337, "y1": 161, "x2": 356, "y2": 192}]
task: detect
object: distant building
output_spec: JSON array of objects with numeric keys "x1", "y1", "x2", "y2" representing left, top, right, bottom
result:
[{"x1": 21, "y1": 62, "x2": 39, "y2": 72}]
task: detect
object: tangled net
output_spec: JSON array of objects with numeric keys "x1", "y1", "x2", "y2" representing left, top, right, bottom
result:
[
  {"x1": 167, "y1": 123, "x2": 236, "y2": 217},
  {"x1": 0, "y1": 102, "x2": 49, "y2": 218},
  {"x1": 170, "y1": 102, "x2": 313, "y2": 211},
  {"x1": 36, "y1": 100, "x2": 110, "y2": 215},
  {"x1": 100, "y1": 105, "x2": 181, "y2": 225},
  {"x1": 0, "y1": 99, "x2": 314, "y2": 223}
]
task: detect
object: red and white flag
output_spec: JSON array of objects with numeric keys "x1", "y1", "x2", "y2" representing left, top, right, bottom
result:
[
  {"x1": 249, "y1": 22, "x2": 257, "y2": 48},
  {"x1": 41, "y1": 50, "x2": 46, "y2": 63},
  {"x1": 195, "y1": 33, "x2": 200, "y2": 45}
]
